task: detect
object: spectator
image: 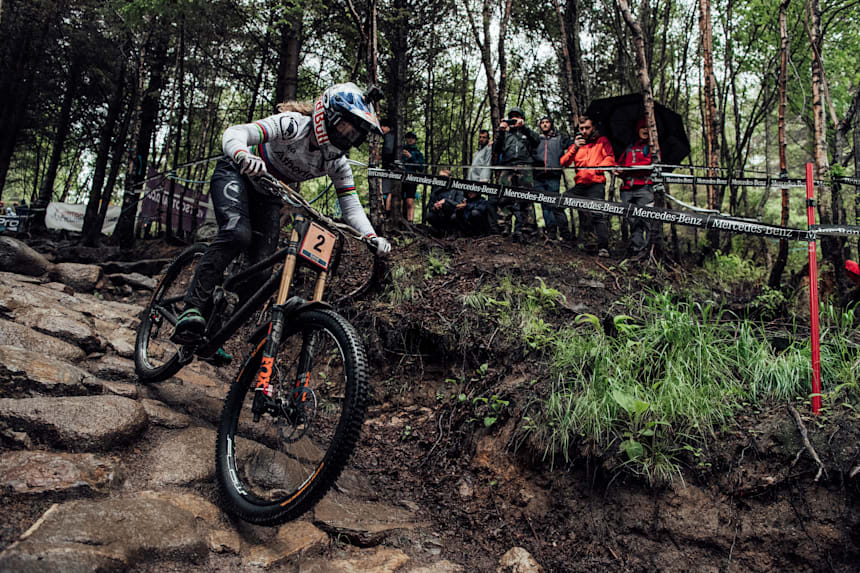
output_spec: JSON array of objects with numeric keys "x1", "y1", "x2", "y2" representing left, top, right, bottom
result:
[
  {"x1": 617, "y1": 118, "x2": 656, "y2": 256},
  {"x1": 560, "y1": 115, "x2": 616, "y2": 257},
  {"x1": 469, "y1": 129, "x2": 493, "y2": 183},
  {"x1": 456, "y1": 190, "x2": 499, "y2": 236},
  {"x1": 380, "y1": 119, "x2": 396, "y2": 211},
  {"x1": 425, "y1": 169, "x2": 462, "y2": 235},
  {"x1": 492, "y1": 107, "x2": 540, "y2": 242},
  {"x1": 534, "y1": 115, "x2": 572, "y2": 242},
  {"x1": 398, "y1": 131, "x2": 425, "y2": 223}
]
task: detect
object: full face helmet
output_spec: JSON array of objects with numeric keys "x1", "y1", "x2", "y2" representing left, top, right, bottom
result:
[{"x1": 313, "y1": 82, "x2": 383, "y2": 160}]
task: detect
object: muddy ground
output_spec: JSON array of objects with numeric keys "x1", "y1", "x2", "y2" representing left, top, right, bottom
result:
[{"x1": 2, "y1": 229, "x2": 859, "y2": 572}]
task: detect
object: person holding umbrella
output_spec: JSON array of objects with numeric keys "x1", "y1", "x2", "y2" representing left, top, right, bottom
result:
[
  {"x1": 560, "y1": 115, "x2": 615, "y2": 257},
  {"x1": 617, "y1": 118, "x2": 657, "y2": 256}
]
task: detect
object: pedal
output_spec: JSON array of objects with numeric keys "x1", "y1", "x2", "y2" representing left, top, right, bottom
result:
[{"x1": 199, "y1": 347, "x2": 233, "y2": 367}]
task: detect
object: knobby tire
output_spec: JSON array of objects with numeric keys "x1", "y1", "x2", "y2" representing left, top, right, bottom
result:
[
  {"x1": 215, "y1": 308, "x2": 368, "y2": 525},
  {"x1": 134, "y1": 243, "x2": 207, "y2": 382}
]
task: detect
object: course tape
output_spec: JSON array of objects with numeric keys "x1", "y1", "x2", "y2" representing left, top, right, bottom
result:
[
  {"x1": 376, "y1": 161, "x2": 859, "y2": 189},
  {"x1": 369, "y1": 168, "x2": 860, "y2": 242}
]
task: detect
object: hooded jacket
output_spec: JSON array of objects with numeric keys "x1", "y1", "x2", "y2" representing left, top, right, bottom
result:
[
  {"x1": 618, "y1": 139, "x2": 653, "y2": 189},
  {"x1": 534, "y1": 117, "x2": 571, "y2": 179},
  {"x1": 560, "y1": 130, "x2": 616, "y2": 186}
]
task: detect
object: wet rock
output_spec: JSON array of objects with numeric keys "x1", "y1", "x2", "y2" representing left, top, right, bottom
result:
[
  {"x1": 10, "y1": 308, "x2": 105, "y2": 353},
  {"x1": 0, "y1": 345, "x2": 96, "y2": 397},
  {"x1": 102, "y1": 258, "x2": 170, "y2": 277},
  {"x1": 208, "y1": 529, "x2": 242, "y2": 554},
  {"x1": 137, "y1": 489, "x2": 239, "y2": 553},
  {"x1": 140, "y1": 399, "x2": 192, "y2": 428},
  {"x1": 407, "y1": 561, "x2": 466, "y2": 573},
  {"x1": 0, "y1": 319, "x2": 86, "y2": 362},
  {"x1": 333, "y1": 468, "x2": 379, "y2": 500},
  {"x1": 0, "y1": 450, "x2": 122, "y2": 497},
  {"x1": 245, "y1": 521, "x2": 329, "y2": 568},
  {"x1": 85, "y1": 354, "x2": 136, "y2": 380},
  {"x1": 145, "y1": 426, "x2": 216, "y2": 486},
  {"x1": 106, "y1": 272, "x2": 157, "y2": 290},
  {"x1": 48, "y1": 262, "x2": 103, "y2": 293},
  {"x1": 99, "y1": 380, "x2": 138, "y2": 399},
  {"x1": 149, "y1": 379, "x2": 225, "y2": 424},
  {"x1": 0, "y1": 237, "x2": 52, "y2": 277},
  {"x1": 313, "y1": 491, "x2": 430, "y2": 546},
  {"x1": 0, "y1": 494, "x2": 207, "y2": 571},
  {"x1": 0, "y1": 395, "x2": 147, "y2": 451},
  {"x1": 97, "y1": 324, "x2": 136, "y2": 359},
  {"x1": 299, "y1": 547, "x2": 410, "y2": 573},
  {"x1": 497, "y1": 547, "x2": 544, "y2": 573}
]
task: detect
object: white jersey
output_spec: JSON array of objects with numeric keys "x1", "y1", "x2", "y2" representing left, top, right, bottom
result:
[{"x1": 221, "y1": 112, "x2": 376, "y2": 237}]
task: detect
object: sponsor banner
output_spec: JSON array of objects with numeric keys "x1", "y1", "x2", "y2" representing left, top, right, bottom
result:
[
  {"x1": 139, "y1": 171, "x2": 213, "y2": 230},
  {"x1": 369, "y1": 168, "x2": 813, "y2": 241},
  {"x1": 367, "y1": 168, "x2": 403, "y2": 181},
  {"x1": 834, "y1": 176, "x2": 860, "y2": 186},
  {"x1": 0, "y1": 215, "x2": 21, "y2": 232},
  {"x1": 46, "y1": 203, "x2": 121, "y2": 234},
  {"x1": 450, "y1": 179, "x2": 502, "y2": 197},
  {"x1": 810, "y1": 224, "x2": 860, "y2": 237},
  {"x1": 657, "y1": 173, "x2": 808, "y2": 188}
]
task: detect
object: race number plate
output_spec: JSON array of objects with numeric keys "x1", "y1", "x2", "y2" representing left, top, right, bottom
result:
[{"x1": 299, "y1": 222, "x2": 337, "y2": 270}]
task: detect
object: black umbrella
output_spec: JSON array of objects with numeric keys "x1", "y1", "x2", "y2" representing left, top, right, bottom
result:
[{"x1": 584, "y1": 94, "x2": 691, "y2": 166}]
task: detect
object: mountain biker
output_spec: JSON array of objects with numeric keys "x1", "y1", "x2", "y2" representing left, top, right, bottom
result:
[{"x1": 172, "y1": 82, "x2": 392, "y2": 345}]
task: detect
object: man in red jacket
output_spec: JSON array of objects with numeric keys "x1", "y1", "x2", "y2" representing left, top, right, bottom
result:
[
  {"x1": 617, "y1": 118, "x2": 657, "y2": 256},
  {"x1": 560, "y1": 115, "x2": 615, "y2": 257}
]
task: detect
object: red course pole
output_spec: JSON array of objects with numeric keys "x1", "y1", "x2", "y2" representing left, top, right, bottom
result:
[{"x1": 805, "y1": 162, "x2": 822, "y2": 415}]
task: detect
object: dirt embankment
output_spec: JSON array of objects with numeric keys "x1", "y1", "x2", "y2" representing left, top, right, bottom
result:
[{"x1": 349, "y1": 232, "x2": 860, "y2": 572}]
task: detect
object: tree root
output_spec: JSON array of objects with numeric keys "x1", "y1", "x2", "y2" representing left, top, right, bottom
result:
[{"x1": 787, "y1": 402, "x2": 825, "y2": 482}]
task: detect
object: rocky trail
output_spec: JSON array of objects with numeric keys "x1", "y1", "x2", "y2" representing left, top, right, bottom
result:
[
  {"x1": 1, "y1": 234, "x2": 858, "y2": 572},
  {"x1": 0, "y1": 237, "x2": 478, "y2": 573}
]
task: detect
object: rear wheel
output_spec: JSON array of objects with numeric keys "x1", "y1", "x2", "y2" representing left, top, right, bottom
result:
[
  {"x1": 215, "y1": 308, "x2": 368, "y2": 525},
  {"x1": 134, "y1": 243, "x2": 207, "y2": 382}
]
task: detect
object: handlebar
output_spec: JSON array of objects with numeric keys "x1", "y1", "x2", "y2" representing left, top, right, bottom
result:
[{"x1": 253, "y1": 173, "x2": 382, "y2": 253}]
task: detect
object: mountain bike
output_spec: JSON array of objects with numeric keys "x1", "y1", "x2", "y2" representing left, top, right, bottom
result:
[{"x1": 134, "y1": 173, "x2": 380, "y2": 524}]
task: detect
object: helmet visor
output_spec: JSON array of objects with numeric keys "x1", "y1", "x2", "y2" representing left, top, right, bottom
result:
[{"x1": 328, "y1": 115, "x2": 369, "y2": 150}]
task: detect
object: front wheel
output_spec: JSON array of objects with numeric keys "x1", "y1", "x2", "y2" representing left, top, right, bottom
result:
[
  {"x1": 215, "y1": 308, "x2": 368, "y2": 525},
  {"x1": 134, "y1": 243, "x2": 207, "y2": 382}
]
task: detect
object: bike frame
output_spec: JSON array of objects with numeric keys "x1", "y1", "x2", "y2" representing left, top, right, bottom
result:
[{"x1": 186, "y1": 214, "x2": 337, "y2": 360}]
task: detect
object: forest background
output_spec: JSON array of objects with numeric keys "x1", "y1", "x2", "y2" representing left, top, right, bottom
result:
[{"x1": 1, "y1": 0, "x2": 859, "y2": 293}]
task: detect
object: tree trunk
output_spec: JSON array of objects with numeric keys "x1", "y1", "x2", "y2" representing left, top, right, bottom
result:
[
  {"x1": 167, "y1": 17, "x2": 188, "y2": 242},
  {"x1": 116, "y1": 50, "x2": 147, "y2": 248},
  {"x1": 808, "y1": 0, "x2": 844, "y2": 283},
  {"x1": 385, "y1": 0, "x2": 408, "y2": 228},
  {"x1": 553, "y1": 0, "x2": 581, "y2": 128},
  {"x1": 618, "y1": 0, "x2": 664, "y2": 252},
  {"x1": 82, "y1": 64, "x2": 125, "y2": 245},
  {"x1": 0, "y1": 5, "x2": 53, "y2": 197},
  {"x1": 31, "y1": 56, "x2": 81, "y2": 232},
  {"x1": 276, "y1": 1, "x2": 302, "y2": 104},
  {"x1": 248, "y1": 19, "x2": 271, "y2": 121},
  {"x1": 463, "y1": 0, "x2": 501, "y2": 128},
  {"x1": 496, "y1": 0, "x2": 513, "y2": 118},
  {"x1": 768, "y1": 0, "x2": 791, "y2": 289},
  {"x1": 364, "y1": 0, "x2": 385, "y2": 231},
  {"x1": 563, "y1": 0, "x2": 588, "y2": 111},
  {"x1": 116, "y1": 28, "x2": 170, "y2": 248},
  {"x1": 699, "y1": 0, "x2": 722, "y2": 250}
]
